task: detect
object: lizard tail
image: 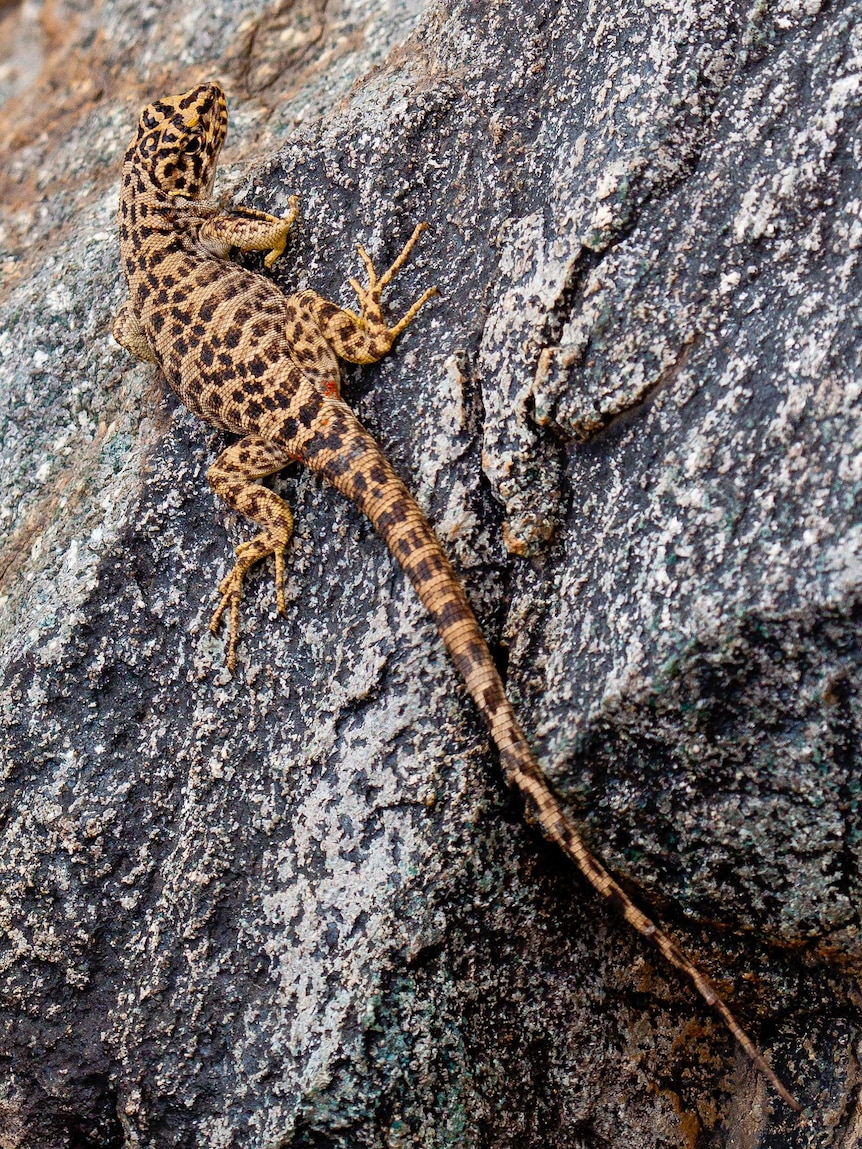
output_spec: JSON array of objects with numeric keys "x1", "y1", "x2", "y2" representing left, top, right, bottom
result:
[{"x1": 302, "y1": 401, "x2": 801, "y2": 1112}]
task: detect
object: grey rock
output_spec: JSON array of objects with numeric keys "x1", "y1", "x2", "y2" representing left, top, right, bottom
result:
[{"x1": 0, "y1": 0, "x2": 860, "y2": 1146}]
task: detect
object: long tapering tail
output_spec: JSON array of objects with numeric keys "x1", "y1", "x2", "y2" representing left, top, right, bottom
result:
[{"x1": 303, "y1": 399, "x2": 800, "y2": 1111}]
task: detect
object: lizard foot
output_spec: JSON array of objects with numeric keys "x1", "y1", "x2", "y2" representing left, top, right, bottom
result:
[
  {"x1": 210, "y1": 536, "x2": 289, "y2": 672},
  {"x1": 264, "y1": 194, "x2": 301, "y2": 269},
  {"x1": 348, "y1": 222, "x2": 438, "y2": 341}
]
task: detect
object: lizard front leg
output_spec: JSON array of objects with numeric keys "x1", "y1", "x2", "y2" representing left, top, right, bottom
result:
[
  {"x1": 207, "y1": 435, "x2": 297, "y2": 671},
  {"x1": 295, "y1": 222, "x2": 437, "y2": 365},
  {"x1": 200, "y1": 195, "x2": 300, "y2": 268}
]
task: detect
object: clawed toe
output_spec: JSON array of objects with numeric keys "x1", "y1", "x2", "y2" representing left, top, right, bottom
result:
[
  {"x1": 210, "y1": 570, "x2": 244, "y2": 672},
  {"x1": 356, "y1": 244, "x2": 377, "y2": 288},
  {"x1": 346, "y1": 224, "x2": 435, "y2": 342},
  {"x1": 209, "y1": 540, "x2": 289, "y2": 671}
]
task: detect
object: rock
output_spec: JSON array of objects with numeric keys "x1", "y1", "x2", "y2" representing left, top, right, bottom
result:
[{"x1": 1, "y1": 0, "x2": 859, "y2": 1145}]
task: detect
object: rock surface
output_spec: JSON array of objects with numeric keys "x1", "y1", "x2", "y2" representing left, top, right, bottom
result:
[{"x1": 1, "y1": 0, "x2": 861, "y2": 1146}]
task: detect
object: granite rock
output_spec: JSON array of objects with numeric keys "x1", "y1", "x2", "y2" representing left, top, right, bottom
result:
[{"x1": 1, "y1": 0, "x2": 860, "y2": 1146}]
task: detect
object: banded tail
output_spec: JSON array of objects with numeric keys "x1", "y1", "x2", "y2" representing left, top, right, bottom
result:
[{"x1": 304, "y1": 399, "x2": 800, "y2": 1111}]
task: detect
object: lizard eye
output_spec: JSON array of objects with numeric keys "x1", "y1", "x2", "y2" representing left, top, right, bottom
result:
[{"x1": 185, "y1": 135, "x2": 203, "y2": 155}]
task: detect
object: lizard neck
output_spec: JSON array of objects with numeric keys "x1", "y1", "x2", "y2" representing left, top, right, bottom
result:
[{"x1": 118, "y1": 158, "x2": 218, "y2": 285}]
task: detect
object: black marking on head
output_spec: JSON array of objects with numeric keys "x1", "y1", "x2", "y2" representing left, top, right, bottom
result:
[{"x1": 129, "y1": 82, "x2": 228, "y2": 198}]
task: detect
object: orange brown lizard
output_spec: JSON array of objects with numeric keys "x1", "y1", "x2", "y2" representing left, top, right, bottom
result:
[{"x1": 112, "y1": 81, "x2": 800, "y2": 1111}]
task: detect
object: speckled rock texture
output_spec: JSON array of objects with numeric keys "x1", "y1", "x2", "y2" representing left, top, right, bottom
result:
[{"x1": 1, "y1": 0, "x2": 860, "y2": 1146}]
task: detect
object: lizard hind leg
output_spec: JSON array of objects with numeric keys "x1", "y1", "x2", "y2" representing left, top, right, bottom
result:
[
  {"x1": 206, "y1": 436, "x2": 296, "y2": 671},
  {"x1": 294, "y1": 222, "x2": 437, "y2": 366}
]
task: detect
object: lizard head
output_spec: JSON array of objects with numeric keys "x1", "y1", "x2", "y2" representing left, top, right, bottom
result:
[{"x1": 129, "y1": 82, "x2": 228, "y2": 198}]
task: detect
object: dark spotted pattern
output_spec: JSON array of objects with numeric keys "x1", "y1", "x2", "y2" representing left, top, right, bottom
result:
[{"x1": 111, "y1": 84, "x2": 799, "y2": 1111}]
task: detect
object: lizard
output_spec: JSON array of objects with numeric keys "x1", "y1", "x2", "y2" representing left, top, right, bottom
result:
[{"x1": 112, "y1": 81, "x2": 801, "y2": 1112}]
